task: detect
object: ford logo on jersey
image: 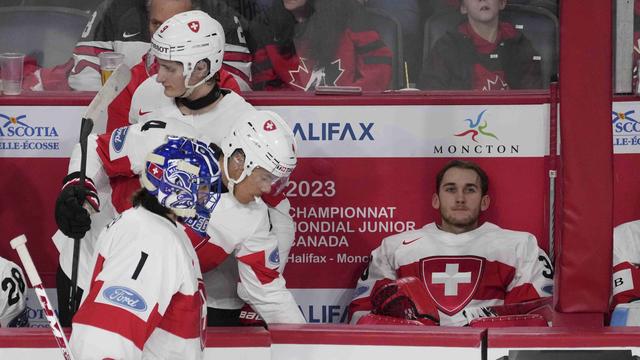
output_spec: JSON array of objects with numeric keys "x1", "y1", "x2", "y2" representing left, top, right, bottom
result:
[
  {"x1": 111, "y1": 126, "x2": 129, "y2": 153},
  {"x1": 269, "y1": 248, "x2": 280, "y2": 266},
  {"x1": 103, "y1": 286, "x2": 147, "y2": 312}
]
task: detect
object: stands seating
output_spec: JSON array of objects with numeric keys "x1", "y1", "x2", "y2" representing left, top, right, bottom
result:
[
  {"x1": 362, "y1": 8, "x2": 405, "y2": 89},
  {"x1": 0, "y1": 6, "x2": 89, "y2": 67},
  {"x1": 423, "y1": 4, "x2": 558, "y2": 88}
]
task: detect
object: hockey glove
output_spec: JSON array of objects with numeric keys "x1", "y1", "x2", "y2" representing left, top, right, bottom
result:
[
  {"x1": 55, "y1": 172, "x2": 100, "y2": 239},
  {"x1": 371, "y1": 276, "x2": 440, "y2": 325}
]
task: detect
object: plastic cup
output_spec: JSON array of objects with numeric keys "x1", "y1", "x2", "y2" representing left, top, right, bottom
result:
[
  {"x1": 0, "y1": 53, "x2": 25, "y2": 95},
  {"x1": 98, "y1": 52, "x2": 124, "y2": 84}
]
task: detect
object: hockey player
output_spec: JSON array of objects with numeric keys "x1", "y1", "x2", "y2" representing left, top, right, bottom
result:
[
  {"x1": 610, "y1": 220, "x2": 640, "y2": 325},
  {"x1": 348, "y1": 160, "x2": 554, "y2": 326},
  {"x1": 51, "y1": 10, "x2": 292, "y2": 326},
  {"x1": 68, "y1": 0, "x2": 251, "y2": 92},
  {"x1": 0, "y1": 256, "x2": 29, "y2": 328},
  {"x1": 70, "y1": 136, "x2": 218, "y2": 359}
]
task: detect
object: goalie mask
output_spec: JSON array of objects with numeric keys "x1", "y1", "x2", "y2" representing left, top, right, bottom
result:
[
  {"x1": 141, "y1": 136, "x2": 221, "y2": 218},
  {"x1": 222, "y1": 110, "x2": 297, "y2": 199},
  {"x1": 149, "y1": 10, "x2": 225, "y2": 97}
]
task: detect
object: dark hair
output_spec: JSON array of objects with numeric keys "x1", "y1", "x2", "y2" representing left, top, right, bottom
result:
[
  {"x1": 265, "y1": 0, "x2": 362, "y2": 67},
  {"x1": 146, "y1": 0, "x2": 202, "y2": 12},
  {"x1": 132, "y1": 188, "x2": 176, "y2": 224},
  {"x1": 435, "y1": 160, "x2": 489, "y2": 195}
]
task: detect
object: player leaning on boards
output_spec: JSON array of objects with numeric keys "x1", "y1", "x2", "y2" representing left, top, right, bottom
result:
[
  {"x1": 69, "y1": 136, "x2": 219, "y2": 359},
  {"x1": 348, "y1": 159, "x2": 554, "y2": 326},
  {"x1": 54, "y1": 10, "x2": 301, "y2": 326}
]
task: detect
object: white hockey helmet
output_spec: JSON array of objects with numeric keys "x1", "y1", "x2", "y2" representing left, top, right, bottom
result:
[
  {"x1": 150, "y1": 10, "x2": 225, "y2": 94},
  {"x1": 222, "y1": 110, "x2": 298, "y2": 196}
]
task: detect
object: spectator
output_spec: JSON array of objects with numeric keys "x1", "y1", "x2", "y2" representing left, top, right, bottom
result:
[
  {"x1": 252, "y1": 0, "x2": 393, "y2": 91},
  {"x1": 418, "y1": 0, "x2": 543, "y2": 90},
  {"x1": 68, "y1": 0, "x2": 252, "y2": 92},
  {"x1": 348, "y1": 159, "x2": 553, "y2": 326}
]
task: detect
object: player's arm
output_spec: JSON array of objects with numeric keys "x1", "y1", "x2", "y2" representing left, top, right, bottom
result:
[
  {"x1": 611, "y1": 222, "x2": 640, "y2": 309},
  {"x1": 70, "y1": 219, "x2": 183, "y2": 359},
  {"x1": 347, "y1": 239, "x2": 399, "y2": 324},
  {"x1": 68, "y1": 0, "x2": 116, "y2": 91},
  {"x1": 504, "y1": 234, "x2": 554, "y2": 304},
  {"x1": 235, "y1": 215, "x2": 305, "y2": 324},
  {"x1": 0, "y1": 262, "x2": 29, "y2": 328},
  {"x1": 262, "y1": 194, "x2": 294, "y2": 273}
]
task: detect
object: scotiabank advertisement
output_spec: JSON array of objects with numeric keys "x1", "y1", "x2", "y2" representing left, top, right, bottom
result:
[{"x1": 0, "y1": 103, "x2": 550, "y2": 326}]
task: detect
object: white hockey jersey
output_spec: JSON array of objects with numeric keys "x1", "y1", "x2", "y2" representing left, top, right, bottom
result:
[
  {"x1": 612, "y1": 220, "x2": 640, "y2": 308},
  {"x1": 348, "y1": 222, "x2": 554, "y2": 326},
  {"x1": 0, "y1": 257, "x2": 28, "y2": 327},
  {"x1": 56, "y1": 85, "x2": 299, "y2": 322},
  {"x1": 70, "y1": 206, "x2": 206, "y2": 360}
]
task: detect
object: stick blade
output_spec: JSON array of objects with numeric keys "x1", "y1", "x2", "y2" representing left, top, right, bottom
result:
[{"x1": 83, "y1": 63, "x2": 132, "y2": 121}]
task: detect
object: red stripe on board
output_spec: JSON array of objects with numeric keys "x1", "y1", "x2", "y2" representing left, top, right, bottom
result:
[
  {"x1": 269, "y1": 324, "x2": 484, "y2": 347},
  {"x1": 488, "y1": 327, "x2": 640, "y2": 348},
  {"x1": 205, "y1": 327, "x2": 271, "y2": 347}
]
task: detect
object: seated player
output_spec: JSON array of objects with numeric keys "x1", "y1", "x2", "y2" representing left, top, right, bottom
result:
[
  {"x1": 348, "y1": 159, "x2": 553, "y2": 326},
  {"x1": 418, "y1": 0, "x2": 543, "y2": 90},
  {"x1": 610, "y1": 220, "x2": 640, "y2": 325},
  {"x1": 0, "y1": 256, "x2": 29, "y2": 328}
]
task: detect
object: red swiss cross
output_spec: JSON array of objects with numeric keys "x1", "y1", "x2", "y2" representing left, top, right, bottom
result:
[
  {"x1": 420, "y1": 256, "x2": 485, "y2": 316},
  {"x1": 263, "y1": 120, "x2": 277, "y2": 131},
  {"x1": 148, "y1": 163, "x2": 163, "y2": 180},
  {"x1": 188, "y1": 21, "x2": 200, "y2": 33}
]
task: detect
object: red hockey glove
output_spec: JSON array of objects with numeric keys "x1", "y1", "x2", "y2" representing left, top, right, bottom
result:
[{"x1": 371, "y1": 276, "x2": 440, "y2": 325}]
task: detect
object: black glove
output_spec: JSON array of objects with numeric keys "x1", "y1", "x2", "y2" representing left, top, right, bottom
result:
[{"x1": 54, "y1": 172, "x2": 100, "y2": 239}]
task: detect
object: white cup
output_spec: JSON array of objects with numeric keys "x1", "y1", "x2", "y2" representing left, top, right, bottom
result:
[{"x1": 0, "y1": 53, "x2": 25, "y2": 95}]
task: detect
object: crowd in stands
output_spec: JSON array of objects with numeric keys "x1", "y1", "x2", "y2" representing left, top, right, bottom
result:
[{"x1": 1, "y1": 0, "x2": 560, "y2": 92}]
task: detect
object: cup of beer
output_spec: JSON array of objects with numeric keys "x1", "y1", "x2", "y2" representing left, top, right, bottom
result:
[{"x1": 98, "y1": 52, "x2": 124, "y2": 84}]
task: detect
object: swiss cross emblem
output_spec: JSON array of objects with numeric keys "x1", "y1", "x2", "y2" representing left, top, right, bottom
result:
[
  {"x1": 420, "y1": 256, "x2": 484, "y2": 316},
  {"x1": 188, "y1": 21, "x2": 200, "y2": 33},
  {"x1": 263, "y1": 120, "x2": 277, "y2": 131},
  {"x1": 147, "y1": 163, "x2": 163, "y2": 180}
]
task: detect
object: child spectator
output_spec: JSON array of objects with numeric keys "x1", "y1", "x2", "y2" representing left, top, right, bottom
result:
[{"x1": 418, "y1": 0, "x2": 543, "y2": 91}]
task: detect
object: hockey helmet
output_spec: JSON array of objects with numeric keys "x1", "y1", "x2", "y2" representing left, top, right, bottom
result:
[
  {"x1": 222, "y1": 110, "x2": 297, "y2": 197},
  {"x1": 141, "y1": 136, "x2": 221, "y2": 217},
  {"x1": 150, "y1": 10, "x2": 225, "y2": 94}
]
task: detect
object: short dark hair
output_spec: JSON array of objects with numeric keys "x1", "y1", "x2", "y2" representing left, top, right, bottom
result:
[{"x1": 435, "y1": 160, "x2": 489, "y2": 195}]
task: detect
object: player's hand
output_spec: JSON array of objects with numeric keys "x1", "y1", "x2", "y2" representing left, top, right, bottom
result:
[
  {"x1": 54, "y1": 172, "x2": 100, "y2": 239},
  {"x1": 371, "y1": 276, "x2": 440, "y2": 324}
]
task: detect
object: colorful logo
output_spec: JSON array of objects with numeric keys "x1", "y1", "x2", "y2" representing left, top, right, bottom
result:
[
  {"x1": 102, "y1": 286, "x2": 147, "y2": 312},
  {"x1": 454, "y1": 110, "x2": 499, "y2": 143},
  {"x1": 263, "y1": 119, "x2": 277, "y2": 131},
  {"x1": 111, "y1": 126, "x2": 128, "y2": 153},
  {"x1": 188, "y1": 21, "x2": 200, "y2": 33},
  {"x1": 612, "y1": 110, "x2": 638, "y2": 124},
  {"x1": 269, "y1": 248, "x2": 280, "y2": 266}
]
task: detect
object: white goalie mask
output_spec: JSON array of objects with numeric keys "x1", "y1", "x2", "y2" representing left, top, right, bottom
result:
[
  {"x1": 222, "y1": 110, "x2": 298, "y2": 199},
  {"x1": 149, "y1": 10, "x2": 225, "y2": 97}
]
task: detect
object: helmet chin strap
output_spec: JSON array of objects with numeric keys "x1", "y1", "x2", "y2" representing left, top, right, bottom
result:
[{"x1": 223, "y1": 155, "x2": 252, "y2": 202}]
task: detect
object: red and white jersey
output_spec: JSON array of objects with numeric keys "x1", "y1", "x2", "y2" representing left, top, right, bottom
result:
[
  {"x1": 56, "y1": 92, "x2": 297, "y2": 318},
  {"x1": 193, "y1": 193, "x2": 305, "y2": 323},
  {"x1": 348, "y1": 222, "x2": 553, "y2": 326},
  {"x1": 68, "y1": 0, "x2": 251, "y2": 91},
  {"x1": 70, "y1": 206, "x2": 206, "y2": 360},
  {"x1": 612, "y1": 220, "x2": 640, "y2": 308},
  {"x1": 0, "y1": 257, "x2": 27, "y2": 328}
]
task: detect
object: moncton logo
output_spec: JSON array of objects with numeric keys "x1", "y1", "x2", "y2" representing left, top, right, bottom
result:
[
  {"x1": 433, "y1": 109, "x2": 519, "y2": 155},
  {"x1": 454, "y1": 109, "x2": 499, "y2": 143},
  {"x1": 103, "y1": 286, "x2": 147, "y2": 312},
  {"x1": 612, "y1": 110, "x2": 640, "y2": 146}
]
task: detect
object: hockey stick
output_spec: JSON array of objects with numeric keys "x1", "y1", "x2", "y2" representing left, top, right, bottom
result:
[
  {"x1": 460, "y1": 297, "x2": 553, "y2": 325},
  {"x1": 69, "y1": 63, "x2": 132, "y2": 315},
  {"x1": 10, "y1": 235, "x2": 76, "y2": 360}
]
